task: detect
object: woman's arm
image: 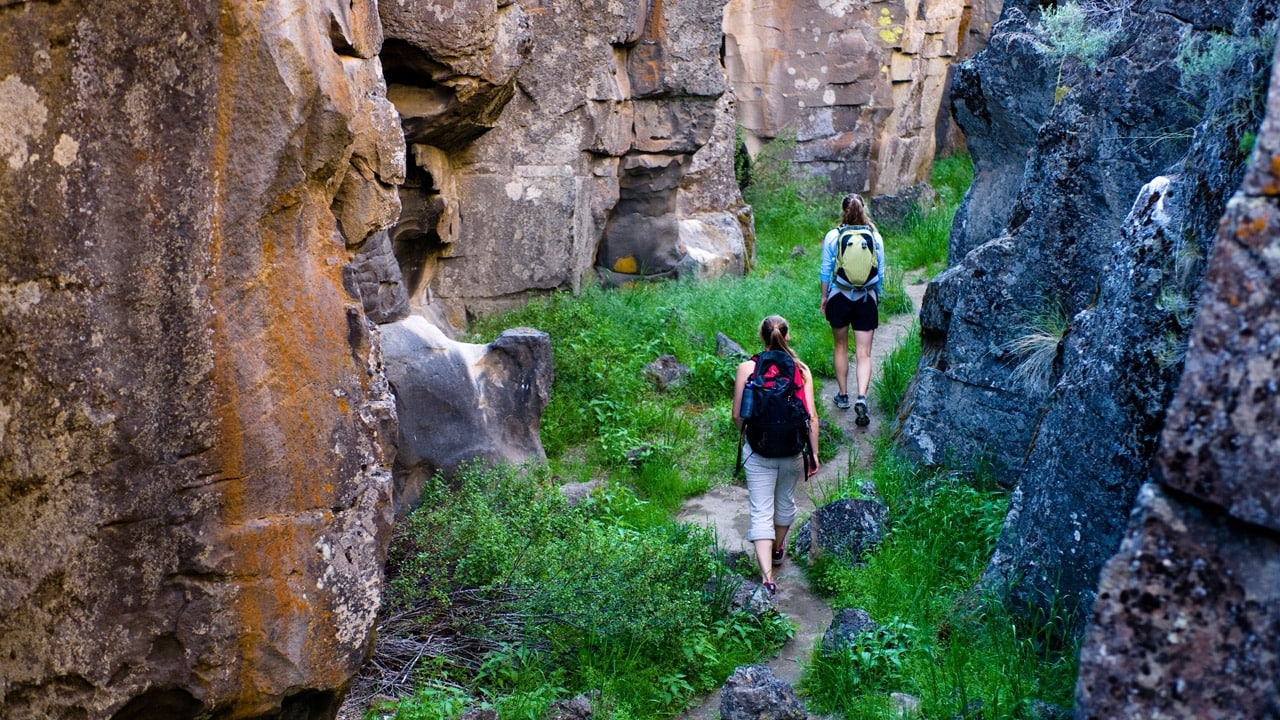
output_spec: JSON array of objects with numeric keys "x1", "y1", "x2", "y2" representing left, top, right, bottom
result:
[
  {"x1": 732, "y1": 360, "x2": 754, "y2": 430},
  {"x1": 819, "y1": 229, "x2": 838, "y2": 310},
  {"x1": 874, "y1": 228, "x2": 887, "y2": 297},
  {"x1": 801, "y1": 365, "x2": 820, "y2": 476}
]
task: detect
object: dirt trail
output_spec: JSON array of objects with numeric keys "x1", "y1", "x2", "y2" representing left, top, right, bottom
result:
[{"x1": 675, "y1": 280, "x2": 927, "y2": 719}]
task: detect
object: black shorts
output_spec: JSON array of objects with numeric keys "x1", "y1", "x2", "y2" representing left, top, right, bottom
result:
[{"x1": 825, "y1": 292, "x2": 878, "y2": 332}]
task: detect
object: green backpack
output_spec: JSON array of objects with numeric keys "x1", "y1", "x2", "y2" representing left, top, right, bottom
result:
[{"x1": 834, "y1": 225, "x2": 879, "y2": 289}]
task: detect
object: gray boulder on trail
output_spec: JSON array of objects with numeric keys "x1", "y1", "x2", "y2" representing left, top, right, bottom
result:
[{"x1": 719, "y1": 665, "x2": 808, "y2": 720}]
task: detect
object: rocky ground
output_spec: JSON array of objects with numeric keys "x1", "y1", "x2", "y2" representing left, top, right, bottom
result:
[{"x1": 675, "y1": 280, "x2": 928, "y2": 719}]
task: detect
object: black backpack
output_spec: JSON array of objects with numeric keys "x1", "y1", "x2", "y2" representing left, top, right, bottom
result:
[{"x1": 739, "y1": 350, "x2": 810, "y2": 458}]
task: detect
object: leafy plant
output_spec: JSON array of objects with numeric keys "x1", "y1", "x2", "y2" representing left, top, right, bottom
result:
[
  {"x1": 800, "y1": 618, "x2": 917, "y2": 711},
  {"x1": 1034, "y1": 2, "x2": 1117, "y2": 69},
  {"x1": 1034, "y1": 2, "x2": 1119, "y2": 105},
  {"x1": 1174, "y1": 25, "x2": 1276, "y2": 154},
  {"x1": 367, "y1": 463, "x2": 794, "y2": 719},
  {"x1": 1176, "y1": 31, "x2": 1272, "y2": 104}
]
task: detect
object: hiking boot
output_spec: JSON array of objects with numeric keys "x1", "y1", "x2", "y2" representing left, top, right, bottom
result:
[
  {"x1": 854, "y1": 398, "x2": 870, "y2": 427},
  {"x1": 834, "y1": 393, "x2": 850, "y2": 410}
]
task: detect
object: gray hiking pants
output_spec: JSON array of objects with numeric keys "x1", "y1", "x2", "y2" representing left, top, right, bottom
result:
[{"x1": 743, "y1": 447, "x2": 802, "y2": 541}]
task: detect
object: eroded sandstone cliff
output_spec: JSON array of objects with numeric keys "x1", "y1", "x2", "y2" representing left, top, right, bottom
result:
[
  {"x1": 0, "y1": 1, "x2": 401, "y2": 717},
  {"x1": 723, "y1": 0, "x2": 1000, "y2": 196},
  {"x1": 380, "y1": 0, "x2": 751, "y2": 327}
]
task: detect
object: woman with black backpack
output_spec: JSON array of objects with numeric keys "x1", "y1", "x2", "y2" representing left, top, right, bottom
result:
[{"x1": 732, "y1": 315, "x2": 820, "y2": 594}]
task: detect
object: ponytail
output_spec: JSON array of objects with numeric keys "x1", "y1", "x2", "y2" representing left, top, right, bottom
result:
[
  {"x1": 759, "y1": 315, "x2": 797, "y2": 360},
  {"x1": 841, "y1": 193, "x2": 871, "y2": 227}
]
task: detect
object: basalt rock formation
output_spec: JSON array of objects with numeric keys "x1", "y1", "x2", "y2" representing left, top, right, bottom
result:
[
  {"x1": 381, "y1": 0, "x2": 751, "y2": 327},
  {"x1": 723, "y1": 0, "x2": 1000, "y2": 196},
  {"x1": 896, "y1": 0, "x2": 1276, "y2": 627},
  {"x1": 1076, "y1": 49, "x2": 1280, "y2": 716},
  {"x1": 0, "y1": 0, "x2": 402, "y2": 717}
]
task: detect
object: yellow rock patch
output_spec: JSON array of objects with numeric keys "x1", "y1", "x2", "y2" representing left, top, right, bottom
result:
[
  {"x1": 878, "y1": 8, "x2": 904, "y2": 43},
  {"x1": 613, "y1": 255, "x2": 638, "y2": 274}
]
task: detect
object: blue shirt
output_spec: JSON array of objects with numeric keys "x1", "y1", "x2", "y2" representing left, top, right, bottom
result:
[{"x1": 820, "y1": 225, "x2": 885, "y2": 302}]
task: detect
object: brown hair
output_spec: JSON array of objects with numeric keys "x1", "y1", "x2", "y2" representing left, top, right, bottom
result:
[
  {"x1": 841, "y1": 193, "x2": 871, "y2": 227},
  {"x1": 760, "y1": 315, "x2": 797, "y2": 359}
]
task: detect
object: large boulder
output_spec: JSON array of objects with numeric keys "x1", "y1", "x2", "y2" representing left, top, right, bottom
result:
[
  {"x1": 790, "y1": 498, "x2": 888, "y2": 562},
  {"x1": 381, "y1": 317, "x2": 552, "y2": 513},
  {"x1": 382, "y1": 0, "x2": 751, "y2": 326},
  {"x1": 896, "y1": 0, "x2": 1272, "y2": 624},
  {"x1": 1076, "y1": 46, "x2": 1280, "y2": 716},
  {"x1": 0, "y1": 0, "x2": 403, "y2": 718}
]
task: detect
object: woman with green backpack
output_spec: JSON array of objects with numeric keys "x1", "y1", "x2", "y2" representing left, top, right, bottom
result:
[{"x1": 819, "y1": 193, "x2": 885, "y2": 427}]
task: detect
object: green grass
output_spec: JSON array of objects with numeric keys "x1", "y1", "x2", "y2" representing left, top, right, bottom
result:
[
  {"x1": 872, "y1": 321, "x2": 921, "y2": 415},
  {"x1": 799, "y1": 441, "x2": 1079, "y2": 718},
  {"x1": 880, "y1": 152, "x2": 973, "y2": 280},
  {"x1": 374, "y1": 463, "x2": 795, "y2": 720},
  {"x1": 368, "y1": 148, "x2": 1077, "y2": 720}
]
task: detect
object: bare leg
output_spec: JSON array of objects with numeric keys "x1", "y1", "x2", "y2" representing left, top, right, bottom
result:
[
  {"x1": 832, "y1": 325, "x2": 850, "y2": 396},
  {"x1": 854, "y1": 329, "x2": 875, "y2": 398},
  {"x1": 754, "y1": 538, "x2": 774, "y2": 586}
]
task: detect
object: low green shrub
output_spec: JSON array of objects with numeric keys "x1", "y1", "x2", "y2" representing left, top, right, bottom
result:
[
  {"x1": 800, "y1": 618, "x2": 916, "y2": 712},
  {"x1": 375, "y1": 464, "x2": 794, "y2": 720}
]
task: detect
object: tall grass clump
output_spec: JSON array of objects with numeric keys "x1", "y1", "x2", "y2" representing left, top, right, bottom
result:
[
  {"x1": 880, "y1": 153, "x2": 973, "y2": 278},
  {"x1": 799, "y1": 440, "x2": 1079, "y2": 717},
  {"x1": 871, "y1": 321, "x2": 921, "y2": 415},
  {"x1": 1001, "y1": 300, "x2": 1070, "y2": 392},
  {"x1": 366, "y1": 463, "x2": 794, "y2": 720}
]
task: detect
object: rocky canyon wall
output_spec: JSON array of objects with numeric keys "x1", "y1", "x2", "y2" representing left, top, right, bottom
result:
[
  {"x1": 0, "y1": 0, "x2": 402, "y2": 717},
  {"x1": 380, "y1": 0, "x2": 751, "y2": 328},
  {"x1": 0, "y1": 1, "x2": 742, "y2": 716},
  {"x1": 723, "y1": 0, "x2": 1000, "y2": 196},
  {"x1": 1076, "y1": 41, "x2": 1280, "y2": 718},
  {"x1": 896, "y1": 0, "x2": 1276, "y2": 628}
]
